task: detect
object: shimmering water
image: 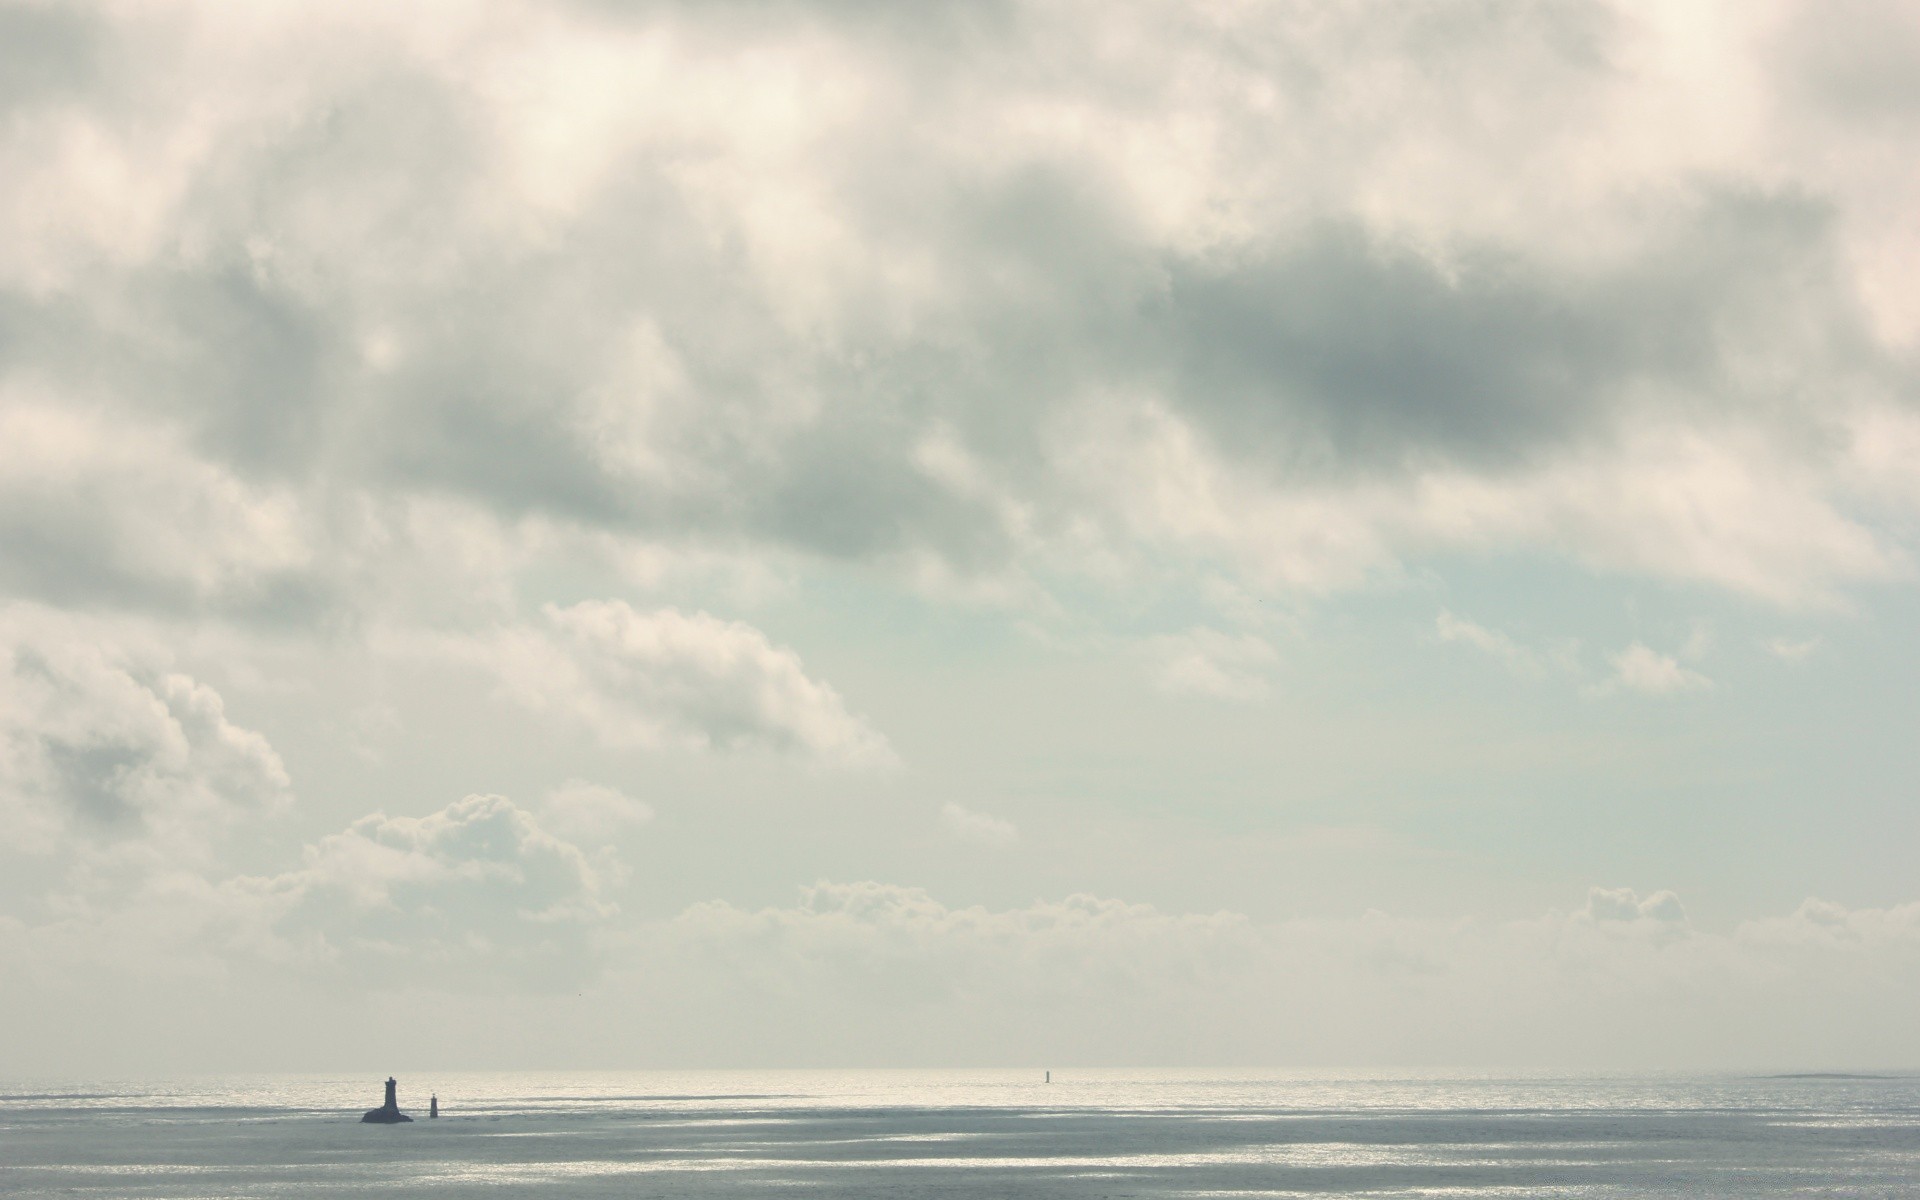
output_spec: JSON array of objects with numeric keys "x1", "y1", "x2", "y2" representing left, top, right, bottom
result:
[{"x1": 3, "y1": 1070, "x2": 1917, "y2": 1197}]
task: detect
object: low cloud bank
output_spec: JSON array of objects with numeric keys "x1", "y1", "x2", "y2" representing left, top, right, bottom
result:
[
  {"x1": 5, "y1": 861, "x2": 1918, "y2": 1070},
  {"x1": 614, "y1": 882, "x2": 1920, "y2": 1068}
]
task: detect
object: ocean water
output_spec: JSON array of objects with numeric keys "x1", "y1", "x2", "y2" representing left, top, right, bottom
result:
[{"x1": 2, "y1": 1069, "x2": 1917, "y2": 1197}]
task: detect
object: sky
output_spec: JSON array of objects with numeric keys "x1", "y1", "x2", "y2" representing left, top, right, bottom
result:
[{"x1": 2, "y1": 0, "x2": 1919, "y2": 1076}]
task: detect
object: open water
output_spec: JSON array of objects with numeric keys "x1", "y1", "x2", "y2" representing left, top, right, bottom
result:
[{"x1": 2, "y1": 1069, "x2": 1917, "y2": 1197}]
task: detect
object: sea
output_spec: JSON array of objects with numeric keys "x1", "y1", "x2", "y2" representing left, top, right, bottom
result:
[{"x1": 2, "y1": 1069, "x2": 1917, "y2": 1197}]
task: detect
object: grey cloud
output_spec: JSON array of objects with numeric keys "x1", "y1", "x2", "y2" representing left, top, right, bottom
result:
[
  {"x1": 0, "y1": 403, "x2": 324, "y2": 621},
  {"x1": 0, "y1": 607, "x2": 291, "y2": 858},
  {"x1": 1782, "y1": 0, "x2": 1920, "y2": 128},
  {"x1": 0, "y1": 2, "x2": 101, "y2": 112},
  {"x1": 0, "y1": 0, "x2": 1912, "y2": 624},
  {"x1": 1156, "y1": 190, "x2": 1861, "y2": 480}
]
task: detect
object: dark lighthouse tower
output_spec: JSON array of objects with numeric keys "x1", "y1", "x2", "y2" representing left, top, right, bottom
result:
[{"x1": 361, "y1": 1076, "x2": 413, "y2": 1124}]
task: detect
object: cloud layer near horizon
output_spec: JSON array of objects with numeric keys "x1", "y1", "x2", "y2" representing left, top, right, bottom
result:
[{"x1": 8, "y1": 842, "x2": 1920, "y2": 1070}]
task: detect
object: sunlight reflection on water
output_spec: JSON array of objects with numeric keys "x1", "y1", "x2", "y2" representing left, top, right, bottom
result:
[{"x1": 1, "y1": 1069, "x2": 1916, "y2": 1197}]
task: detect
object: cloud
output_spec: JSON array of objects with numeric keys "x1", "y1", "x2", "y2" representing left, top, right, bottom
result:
[
  {"x1": 939, "y1": 801, "x2": 1018, "y2": 844},
  {"x1": 1739, "y1": 896, "x2": 1920, "y2": 949},
  {"x1": 1601, "y1": 642, "x2": 1713, "y2": 694},
  {"x1": 0, "y1": 401, "x2": 317, "y2": 618},
  {"x1": 1149, "y1": 627, "x2": 1278, "y2": 700},
  {"x1": 451, "y1": 600, "x2": 893, "y2": 764},
  {"x1": 664, "y1": 882, "x2": 1254, "y2": 1013},
  {"x1": 10, "y1": 872, "x2": 1920, "y2": 1069},
  {"x1": 0, "y1": 0, "x2": 1910, "y2": 630},
  {"x1": 594, "y1": 880, "x2": 1920, "y2": 1067},
  {"x1": 228, "y1": 793, "x2": 613, "y2": 987},
  {"x1": 0, "y1": 606, "x2": 290, "y2": 861},
  {"x1": 1579, "y1": 885, "x2": 1687, "y2": 925},
  {"x1": 1765, "y1": 635, "x2": 1823, "y2": 661},
  {"x1": 1436, "y1": 610, "x2": 1545, "y2": 677},
  {"x1": 537, "y1": 779, "x2": 654, "y2": 841}
]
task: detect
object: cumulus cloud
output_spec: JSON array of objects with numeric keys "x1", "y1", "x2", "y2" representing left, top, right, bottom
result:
[
  {"x1": 453, "y1": 600, "x2": 893, "y2": 764},
  {"x1": 228, "y1": 793, "x2": 613, "y2": 987},
  {"x1": 1579, "y1": 885, "x2": 1687, "y2": 925},
  {"x1": 0, "y1": 606, "x2": 290, "y2": 861}
]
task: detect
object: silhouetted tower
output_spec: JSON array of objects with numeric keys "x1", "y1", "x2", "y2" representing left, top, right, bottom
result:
[
  {"x1": 361, "y1": 1075, "x2": 412, "y2": 1123},
  {"x1": 430, "y1": 1094, "x2": 439, "y2": 1119}
]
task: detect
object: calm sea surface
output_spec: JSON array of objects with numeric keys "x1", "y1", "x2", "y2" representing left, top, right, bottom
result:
[{"x1": 3, "y1": 1069, "x2": 1917, "y2": 1197}]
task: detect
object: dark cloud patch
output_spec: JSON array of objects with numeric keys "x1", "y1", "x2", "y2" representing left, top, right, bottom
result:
[
  {"x1": 754, "y1": 414, "x2": 1007, "y2": 564},
  {"x1": 0, "y1": 497, "x2": 335, "y2": 630},
  {"x1": 0, "y1": 268, "x2": 336, "y2": 481},
  {"x1": 144, "y1": 267, "x2": 339, "y2": 477},
  {"x1": 1160, "y1": 231, "x2": 1620, "y2": 474},
  {"x1": 1153, "y1": 189, "x2": 1857, "y2": 479}
]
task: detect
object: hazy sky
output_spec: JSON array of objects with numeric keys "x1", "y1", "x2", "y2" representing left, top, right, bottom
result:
[{"x1": 3, "y1": 0, "x2": 1919, "y2": 1076}]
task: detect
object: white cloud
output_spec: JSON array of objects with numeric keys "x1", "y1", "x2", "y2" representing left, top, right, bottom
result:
[
  {"x1": 1436, "y1": 610, "x2": 1545, "y2": 678},
  {"x1": 537, "y1": 779, "x2": 654, "y2": 841},
  {"x1": 1579, "y1": 885, "x2": 1688, "y2": 925},
  {"x1": 0, "y1": 606, "x2": 290, "y2": 861},
  {"x1": 1739, "y1": 896, "x2": 1920, "y2": 950},
  {"x1": 1601, "y1": 642, "x2": 1713, "y2": 694},
  {"x1": 1765, "y1": 635, "x2": 1823, "y2": 661},
  {"x1": 228, "y1": 793, "x2": 613, "y2": 987},
  {"x1": 1149, "y1": 626, "x2": 1278, "y2": 700},
  {"x1": 939, "y1": 801, "x2": 1018, "y2": 844},
  {"x1": 452, "y1": 600, "x2": 893, "y2": 765}
]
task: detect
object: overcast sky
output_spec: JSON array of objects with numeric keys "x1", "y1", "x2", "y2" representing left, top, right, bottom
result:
[{"x1": 3, "y1": 0, "x2": 1920, "y2": 1076}]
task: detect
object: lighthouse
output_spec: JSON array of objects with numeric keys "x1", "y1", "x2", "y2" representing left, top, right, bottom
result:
[{"x1": 360, "y1": 1077, "x2": 413, "y2": 1124}]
